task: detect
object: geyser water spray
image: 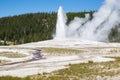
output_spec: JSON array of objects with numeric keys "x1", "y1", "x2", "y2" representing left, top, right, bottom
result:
[
  {"x1": 55, "y1": 0, "x2": 120, "y2": 42},
  {"x1": 81, "y1": 0, "x2": 120, "y2": 41},
  {"x1": 55, "y1": 6, "x2": 67, "y2": 39}
]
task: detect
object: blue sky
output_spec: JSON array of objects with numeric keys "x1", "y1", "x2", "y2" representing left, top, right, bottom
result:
[{"x1": 0, "y1": 0, "x2": 104, "y2": 18}]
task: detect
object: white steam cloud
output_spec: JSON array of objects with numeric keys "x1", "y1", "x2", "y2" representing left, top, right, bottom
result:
[
  {"x1": 55, "y1": 0, "x2": 120, "y2": 41},
  {"x1": 55, "y1": 6, "x2": 67, "y2": 39}
]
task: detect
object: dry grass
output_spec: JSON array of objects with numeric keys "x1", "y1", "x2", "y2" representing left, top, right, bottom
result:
[
  {"x1": 0, "y1": 60, "x2": 9, "y2": 64},
  {"x1": 0, "y1": 52, "x2": 26, "y2": 58},
  {"x1": 41, "y1": 47, "x2": 85, "y2": 55},
  {"x1": 0, "y1": 57, "x2": 120, "y2": 80},
  {"x1": 109, "y1": 48, "x2": 120, "y2": 53},
  {"x1": 30, "y1": 57, "x2": 120, "y2": 80}
]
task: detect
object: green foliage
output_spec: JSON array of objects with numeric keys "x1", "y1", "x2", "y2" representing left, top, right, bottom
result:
[
  {"x1": 108, "y1": 26, "x2": 120, "y2": 42},
  {"x1": 0, "y1": 12, "x2": 57, "y2": 45},
  {"x1": 0, "y1": 12, "x2": 94, "y2": 45},
  {"x1": 0, "y1": 11, "x2": 120, "y2": 45},
  {"x1": 67, "y1": 11, "x2": 94, "y2": 24}
]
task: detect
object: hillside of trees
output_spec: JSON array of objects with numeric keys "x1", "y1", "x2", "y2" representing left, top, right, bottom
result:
[
  {"x1": 0, "y1": 11, "x2": 94, "y2": 45},
  {"x1": 0, "y1": 12, "x2": 57, "y2": 45},
  {"x1": 0, "y1": 11, "x2": 119, "y2": 45}
]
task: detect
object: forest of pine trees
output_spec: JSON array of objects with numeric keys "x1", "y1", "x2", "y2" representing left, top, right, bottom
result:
[{"x1": 0, "y1": 11, "x2": 119, "y2": 45}]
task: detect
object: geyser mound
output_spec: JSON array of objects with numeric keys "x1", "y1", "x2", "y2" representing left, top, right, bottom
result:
[{"x1": 54, "y1": 0, "x2": 120, "y2": 42}]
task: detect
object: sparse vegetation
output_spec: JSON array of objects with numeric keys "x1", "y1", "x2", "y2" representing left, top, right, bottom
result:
[
  {"x1": 0, "y1": 57, "x2": 120, "y2": 80},
  {"x1": 88, "y1": 60, "x2": 94, "y2": 63},
  {"x1": 0, "y1": 76, "x2": 31, "y2": 80},
  {"x1": 41, "y1": 47, "x2": 85, "y2": 55},
  {"x1": 109, "y1": 48, "x2": 120, "y2": 53},
  {"x1": 0, "y1": 60, "x2": 8, "y2": 64},
  {"x1": 29, "y1": 57, "x2": 120, "y2": 80},
  {"x1": 0, "y1": 52, "x2": 26, "y2": 58}
]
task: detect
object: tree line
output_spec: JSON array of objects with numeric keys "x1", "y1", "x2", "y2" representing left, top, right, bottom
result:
[{"x1": 0, "y1": 11, "x2": 119, "y2": 45}]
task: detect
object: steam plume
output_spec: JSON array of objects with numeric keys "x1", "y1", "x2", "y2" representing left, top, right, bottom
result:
[
  {"x1": 55, "y1": 0, "x2": 120, "y2": 42},
  {"x1": 55, "y1": 6, "x2": 67, "y2": 39}
]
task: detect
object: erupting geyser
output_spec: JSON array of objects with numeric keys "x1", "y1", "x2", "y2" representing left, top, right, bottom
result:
[
  {"x1": 55, "y1": 6, "x2": 67, "y2": 39},
  {"x1": 81, "y1": 0, "x2": 120, "y2": 41},
  {"x1": 55, "y1": 0, "x2": 120, "y2": 42}
]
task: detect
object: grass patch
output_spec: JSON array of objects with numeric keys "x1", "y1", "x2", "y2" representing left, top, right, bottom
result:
[
  {"x1": 109, "y1": 48, "x2": 120, "y2": 53},
  {"x1": 88, "y1": 60, "x2": 94, "y2": 64},
  {"x1": 41, "y1": 47, "x2": 85, "y2": 55},
  {"x1": 0, "y1": 52, "x2": 26, "y2": 58},
  {"x1": 0, "y1": 60, "x2": 8, "y2": 64},
  {"x1": 0, "y1": 57, "x2": 120, "y2": 80},
  {"x1": 0, "y1": 76, "x2": 31, "y2": 80},
  {"x1": 30, "y1": 57, "x2": 120, "y2": 80},
  {"x1": 86, "y1": 47, "x2": 120, "y2": 49}
]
